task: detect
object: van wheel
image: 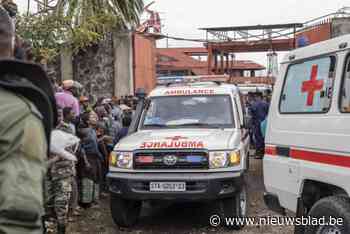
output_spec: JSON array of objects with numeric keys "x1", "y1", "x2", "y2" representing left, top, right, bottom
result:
[
  {"x1": 304, "y1": 196, "x2": 350, "y2": 234},
  {"x1": 110, "y1": 194, "x2": 141, "y2": 228},
  {"x1": 222, "y1": 183, "x2": 248, "y2": 230}
]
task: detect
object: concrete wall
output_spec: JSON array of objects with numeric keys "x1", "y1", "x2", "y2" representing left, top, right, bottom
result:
[
  {"x1": 50, "y1": 30, "x2": 157, "y2": 100},
  {"x1": 47, "y1": 56, "x2": 61, "y2": 84},
  {"x1": 113, "y1": 32, "x2": 134, "y2": 97},
  {"x1": 73, "y1": 34, "x2": 115, "y2": 102},
  {"x1": 60, "y1": 45, "x2": 73, "y2": 81},
  {"x1": 332, "y1": 18, "x2": 350, "y2": 38}
]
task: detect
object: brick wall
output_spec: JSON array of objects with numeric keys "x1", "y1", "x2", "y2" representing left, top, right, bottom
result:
[
  {"x1": 133, "y1": 33, "x2": 156, "y2": 94},
  {"x1": 296, "y1": 22, "x2": 332, "y2": 47}
]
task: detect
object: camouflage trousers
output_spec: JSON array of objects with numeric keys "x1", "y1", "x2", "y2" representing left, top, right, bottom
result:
[{"x1": 44, "y1": 176, "x2": 72, "y2": 226}]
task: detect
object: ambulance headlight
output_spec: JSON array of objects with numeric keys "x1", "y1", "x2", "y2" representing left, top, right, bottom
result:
[
  {"x1": 209, "y1": 150, "x2": 240, "y2": 169},
  {"x1": 110, "y1": 151, "x2": 133, "y2": 169}
]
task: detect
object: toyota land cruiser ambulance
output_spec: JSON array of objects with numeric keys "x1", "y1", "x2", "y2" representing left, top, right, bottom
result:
[
  {"x1": 107, "y1": 79, "x2": 250, "y2": 228},
  {"x1": 264, "y1": 34, "x2": 350, "y2": 234}
]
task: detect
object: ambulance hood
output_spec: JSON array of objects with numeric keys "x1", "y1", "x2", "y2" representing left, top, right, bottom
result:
[{"x1": 115, "y1": 128, "x2": 240, "y2": 151}]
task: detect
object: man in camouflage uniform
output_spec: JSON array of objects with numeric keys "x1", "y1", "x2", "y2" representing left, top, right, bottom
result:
[
  {"x1": 46, "y1": 107, "x2": 76, "y2": 234},
  {"x1": 0, "y1": 6, "x2": 57, "y2": 234},
  {"x1": 45, "y1": 157, "x2": 74, "y2": 234}
]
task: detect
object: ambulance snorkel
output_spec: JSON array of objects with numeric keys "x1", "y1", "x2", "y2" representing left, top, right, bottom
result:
[{"x1": 129, "y1": 88, "x2": 147, "y2": 134}]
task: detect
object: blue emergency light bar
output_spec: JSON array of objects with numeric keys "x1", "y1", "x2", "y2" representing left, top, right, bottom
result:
[
  {"x1": 157, "y1": 76, "x2": 186, "y2": 85},
  {"x1": 157, "y1": 75, "x2": 229, "y2": 86}
]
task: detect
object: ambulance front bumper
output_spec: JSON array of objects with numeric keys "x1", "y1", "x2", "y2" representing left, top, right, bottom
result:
[{"x1": 107, "y1": 172, "x2": 243, "y2": 201}]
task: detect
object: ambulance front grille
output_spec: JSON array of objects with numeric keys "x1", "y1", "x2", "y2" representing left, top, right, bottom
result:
[{"x1": 133, "y1": 151, "x2": 209, "y2": 170}]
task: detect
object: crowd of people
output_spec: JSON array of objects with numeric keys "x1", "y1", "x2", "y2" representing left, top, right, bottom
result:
[
  {"x1": 0, "y1": 3, "x2": 272, "y2": 233},
  {"x1": 45, "y1": 80, "x2": 138, "y2": 234}
]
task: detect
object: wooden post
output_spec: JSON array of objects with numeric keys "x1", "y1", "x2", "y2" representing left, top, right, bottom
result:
[
  {"x1": 214, "y1": 50, "x2": 218, "y2": 74},
  {"x1": 220, "y1": 52, "x2": 224, "y2": 74},
  {"x1": 225, "y1": 53, "x2": 229, "y2": 74},
  {"x1": 207, "y1": 44, "x2": 213, "y2": 75},
  {"x1": 230, "y1": 54, "x2": 234, "y2": 77}
]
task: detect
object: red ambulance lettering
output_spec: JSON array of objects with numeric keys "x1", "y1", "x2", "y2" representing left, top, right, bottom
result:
[
  {"x1": 139, "y1": 140, "x2": 205, "y2": 149},
  {"x1": 164, "y1": 89, "x2": 215, "y2": 96},
  {"x1": 153, "y1": 142, "x2": 161, "y2": 148},
  {"x1": 196, "y1": 141, "x2": 204, "y2": 148}
]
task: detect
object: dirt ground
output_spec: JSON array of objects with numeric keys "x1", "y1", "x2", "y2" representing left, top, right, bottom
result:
[{"x1": 68, "y1": 158, "x2": 294, "y2": 234}]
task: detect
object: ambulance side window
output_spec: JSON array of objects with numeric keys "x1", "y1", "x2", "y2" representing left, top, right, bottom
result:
[
  {"x1": 280, "y1": 56, "x2": 336, "y2": 114},
  {"x1": 340, "y1": 56, "x2": 350, "y2": 113}
]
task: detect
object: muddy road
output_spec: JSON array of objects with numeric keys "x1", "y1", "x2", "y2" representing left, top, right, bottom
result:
[{"x1": 68, "y1": 158, "x2": 294, "y2": 234}]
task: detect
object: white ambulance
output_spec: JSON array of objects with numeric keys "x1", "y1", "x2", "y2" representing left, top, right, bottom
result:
[
  {"x1": 264, "y1": 34, "x2": 350, "y2": 233},
  {"x1": 107, "y1": 79, "x2": 250, "y2": 228}
]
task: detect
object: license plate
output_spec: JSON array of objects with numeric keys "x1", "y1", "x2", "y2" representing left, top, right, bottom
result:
[{"x1": 150, "y1": 182, "x2": 186, "y2": 192}]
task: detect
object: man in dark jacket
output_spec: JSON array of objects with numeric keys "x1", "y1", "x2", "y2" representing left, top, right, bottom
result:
[{"x1": 249, "y1": 92, "x2": 269, "y2": 158}]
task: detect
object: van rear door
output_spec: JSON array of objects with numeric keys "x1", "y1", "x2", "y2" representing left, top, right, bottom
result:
[{"x1": 264, "y1": 55, "x2": 337, "y2": 211}]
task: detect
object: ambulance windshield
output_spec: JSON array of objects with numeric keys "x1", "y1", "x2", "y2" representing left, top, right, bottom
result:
[{"x1": 141, "y1": 95, "x2": 235, "y2": 129}]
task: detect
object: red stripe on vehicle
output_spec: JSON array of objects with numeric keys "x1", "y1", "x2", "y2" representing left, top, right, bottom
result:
[
  {"x1": 265, "y1": 146, "x2": 277, "y2": 156},
  {"x1": 290, "y1": 149, "x2": 350, "y2": 168}
]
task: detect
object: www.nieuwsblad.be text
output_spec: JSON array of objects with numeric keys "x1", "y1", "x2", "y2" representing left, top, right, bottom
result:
[{"x1": 209, "y1": 215, "x2": 344, "y2": 227}]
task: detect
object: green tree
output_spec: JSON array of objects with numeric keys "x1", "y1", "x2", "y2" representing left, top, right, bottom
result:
[{"x1": 16, "y1": 0, "x2": 144, "y2": 61}]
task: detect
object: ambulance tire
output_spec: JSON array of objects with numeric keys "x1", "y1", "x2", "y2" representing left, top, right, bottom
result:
[
  {"x1": 222, "y1": 183, "x2": 248, "y2": 230},
  {"x1": 304, "y1": 196, "x2": 350, "y2": 234},
  {"x1": 110, "y1": 195, "x2": 141, "y2": 228}
]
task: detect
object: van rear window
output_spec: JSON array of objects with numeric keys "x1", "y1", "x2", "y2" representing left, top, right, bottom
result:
[{"x1": 280, "y1": 56, "x2": 336, "y2": 114}]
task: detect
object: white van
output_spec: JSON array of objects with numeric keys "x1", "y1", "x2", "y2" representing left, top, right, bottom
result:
[{"x1": 264, "y1": 34, "x2": 350, "y2": 233}]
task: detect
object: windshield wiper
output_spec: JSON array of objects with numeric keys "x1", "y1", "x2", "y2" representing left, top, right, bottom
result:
[
  {"x1": 174, "y1": 122, "x2": 226, "y2": 129},
  {"x1": 175, "y1": 123, "x2": 212, "y2": 127},
  {"x1": 143, "y1": 123, "x2": 167, "y2": 128}
]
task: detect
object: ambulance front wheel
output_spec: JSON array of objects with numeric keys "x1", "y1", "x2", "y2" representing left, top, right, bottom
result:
[
  {"x1": 110, "y1": 194, "x2": 141, "y2": 228},
  {"x1": 222, "y1": 183, "x2": 248, "y2": 230},
  {"x1": 304, "y1": 196, "x2": 350, "y2": 234}
]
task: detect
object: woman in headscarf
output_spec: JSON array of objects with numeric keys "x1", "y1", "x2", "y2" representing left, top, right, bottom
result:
[{"x1": 77, "y1": 113, "x2": 104, "y2": 207}]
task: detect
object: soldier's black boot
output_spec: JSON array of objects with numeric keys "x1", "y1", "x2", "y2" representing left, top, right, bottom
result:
[{"x1": 57, "y1": 224, "x2": 66, "y2": 234}]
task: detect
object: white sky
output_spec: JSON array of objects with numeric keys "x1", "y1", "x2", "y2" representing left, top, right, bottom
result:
[{"x1": 15, "y1": 0, "x2": 350, "y2": 70}]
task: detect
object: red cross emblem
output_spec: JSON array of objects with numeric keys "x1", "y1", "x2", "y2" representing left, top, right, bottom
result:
[
  {"x1": 301, "y1": 65, "x2": 324, "y2": 106},
  {"x1": 165, "y1": 136, "x2": 188, "y2": 141}
]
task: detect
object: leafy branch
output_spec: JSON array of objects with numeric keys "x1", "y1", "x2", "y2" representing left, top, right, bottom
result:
[{"x1": 15, "y1": 0, "x2": 144, "y2": 61}]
